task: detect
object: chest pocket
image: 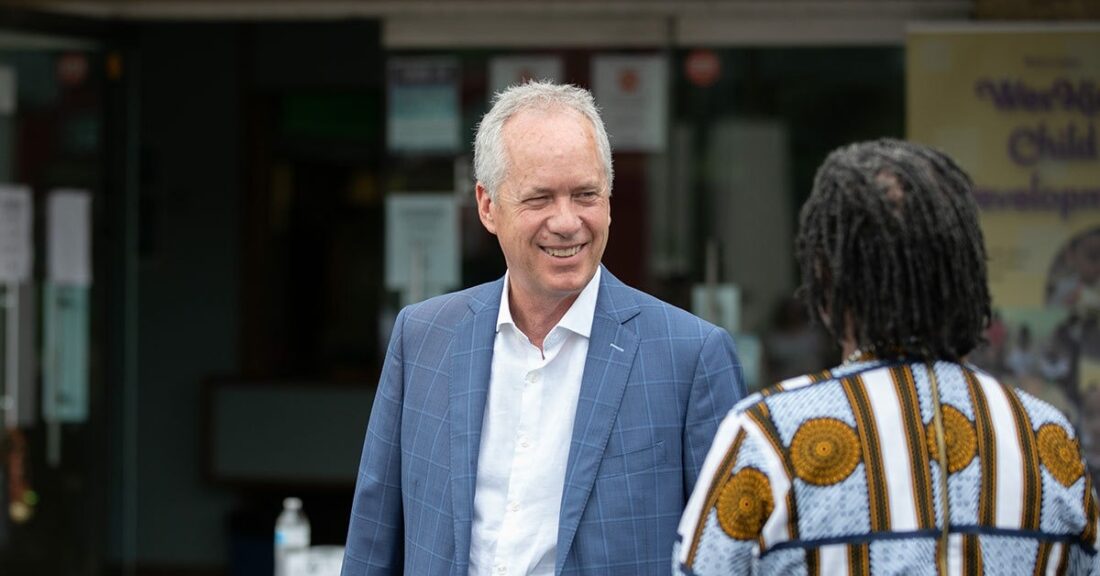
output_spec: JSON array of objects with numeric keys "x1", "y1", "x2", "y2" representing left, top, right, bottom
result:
[{"x1": 598, "y1": 441, "x2": 667, "y2": 478}]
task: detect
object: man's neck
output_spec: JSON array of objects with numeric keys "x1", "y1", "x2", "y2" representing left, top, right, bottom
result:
[{"x1": 509, "y1": 291, "x2": 579, "y2": 351}]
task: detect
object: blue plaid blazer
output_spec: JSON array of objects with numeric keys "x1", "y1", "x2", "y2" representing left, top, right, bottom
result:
[{"x1": 341, "y1": 267, "x2": 745, "y2": 576}]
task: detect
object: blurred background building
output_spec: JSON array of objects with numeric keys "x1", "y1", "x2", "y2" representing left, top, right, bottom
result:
[{"x1": 0, "y1": 1, "x2": 1095, "y2": 575}]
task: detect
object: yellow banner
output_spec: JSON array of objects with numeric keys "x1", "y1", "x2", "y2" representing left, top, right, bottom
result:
[
  {"x1": 908, "y1": 25, "x2": 1100, "y2": 461},
  {"x1": 908, "y1": 26, "x2": 1100, "y2": 310}
]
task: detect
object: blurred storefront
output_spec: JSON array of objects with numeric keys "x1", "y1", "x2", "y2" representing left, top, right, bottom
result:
[{"x1": 0, "y1": 1, "x2": 1095, "y2": 575}]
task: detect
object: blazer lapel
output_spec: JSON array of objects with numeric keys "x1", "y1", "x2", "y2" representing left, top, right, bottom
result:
[
  {"x1": 555, "y1": 269, "x2": 641, "y2": 573},
  {"x1": 450, "y1": 279, "x2": 502, "y2": 572}
]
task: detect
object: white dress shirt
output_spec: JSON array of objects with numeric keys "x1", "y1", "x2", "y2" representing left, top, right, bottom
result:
[{"x1": 467, "y1": 267, "x2": 601, "y2": 576}]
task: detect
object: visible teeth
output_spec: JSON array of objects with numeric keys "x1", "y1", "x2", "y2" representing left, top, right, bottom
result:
[{"x1": 545, "y1": 245, "x2": 582, "y2": 257}]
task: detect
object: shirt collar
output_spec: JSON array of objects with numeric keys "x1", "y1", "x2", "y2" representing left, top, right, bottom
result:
[{"x1": 496, "y1": 266, "x2": 601, "y2": 339}]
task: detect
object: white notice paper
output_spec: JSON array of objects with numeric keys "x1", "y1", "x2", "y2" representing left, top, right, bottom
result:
[
  {"x1": 592, "y1": 55, "x2": 668, "y2": 152},
  {"x1": 0, "y1": 185, "x2": 33, "y2": 283},
  {"x1": 489, "y1": 56, "x2": 564, "y2": 97},
  {"x1": 385, "y1": 194, "x2": 459, "y2": 303},
  {"x1": 387, "y1": 58, "x2": 460, "y2": 153},
  {"x1": 47, "y1": 190, "x2": 92, "y2": 286}
]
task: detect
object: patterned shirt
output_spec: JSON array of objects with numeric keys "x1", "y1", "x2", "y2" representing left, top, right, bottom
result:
[{"x1": 674, "y1": 359, "x2": 1100, "y2": 575}]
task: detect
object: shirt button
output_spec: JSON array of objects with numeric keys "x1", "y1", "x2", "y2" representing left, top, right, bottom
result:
[
  {"x1": 496, "y1": 566, "x2": 507, "y2": 575},
  {"x1": 510, "y1": 502, "x2": 520, "y2": 512},
  {"x1": 527, "y1": 371, "x2": 540, "y2": 384},
  {"x1": 519, "y1": 437, "x2": 530, "y2": 448}
]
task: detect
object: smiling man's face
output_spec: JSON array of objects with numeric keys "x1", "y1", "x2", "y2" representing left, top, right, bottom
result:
[{"x1": 476, "y1": 106, "x2": 611, "y2": 312}]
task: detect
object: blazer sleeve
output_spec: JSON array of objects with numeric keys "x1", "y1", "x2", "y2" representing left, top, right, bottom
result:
[
  {"x1": 342, "y1": 307, "x2": 408, "y2": 576},
  {"x1": 682, "y1": 326, "x2": 746, "y2": 496}
]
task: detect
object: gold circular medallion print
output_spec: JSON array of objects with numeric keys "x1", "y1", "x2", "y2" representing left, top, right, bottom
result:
[
  {"x1": 926, "y1": 405, "x2": 977, "y2": 474},
  {"x1": 717, "y1": 468, "x2": 773, "y2": 540},
  {"x1": 1037, "y1": 423, "x2": 1084, "y2": 487},
  {"x1": 790, "y1": 418, "x2": 861, "y2": 486}
]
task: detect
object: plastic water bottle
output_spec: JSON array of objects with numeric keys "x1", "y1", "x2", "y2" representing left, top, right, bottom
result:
[{"x1": 274, "y1": 497, "x2": 311, "y2": 576}]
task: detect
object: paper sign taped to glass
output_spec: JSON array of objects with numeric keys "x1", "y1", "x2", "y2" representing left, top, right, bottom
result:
[
  {"x1": 42, "y1": 284, "x2": 89, "y2": 423},
  {"x1": 385, "y1": 193, "x2": 459, "y2": 305},
  {"x1": 42, "y1": 189, "x2": 93, "y2": 423},
  {"x1": 0, "y1": 185, "x2": 32, "y2": 284},
  {"x1": 387, "y1": 57, "x2": 460, "y2": 153}
]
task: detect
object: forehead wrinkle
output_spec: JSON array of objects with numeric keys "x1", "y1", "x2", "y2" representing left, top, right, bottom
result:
[{"x1": 500, "y1": 112, "x2": 603, "y2": 201}]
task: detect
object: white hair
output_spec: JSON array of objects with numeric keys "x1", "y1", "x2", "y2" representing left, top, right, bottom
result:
[{"x1": 473, "y1": 80, "x2": 614, "y2": 201}]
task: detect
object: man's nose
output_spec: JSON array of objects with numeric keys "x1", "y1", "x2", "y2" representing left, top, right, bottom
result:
[{"x1": 547, "y1": 196, "x2": 582, "y2": 235}]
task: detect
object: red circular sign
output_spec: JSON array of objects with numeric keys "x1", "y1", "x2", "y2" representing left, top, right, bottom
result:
[
  {"x1": 685, "y1": 49, "x2": 721, "y2": 88},
  {"x1": 618, "y1": 68, "x2": 640, "y2": 93},
  {"x1": 57, "y1": 53, "x2": 88, "y2": 87}
]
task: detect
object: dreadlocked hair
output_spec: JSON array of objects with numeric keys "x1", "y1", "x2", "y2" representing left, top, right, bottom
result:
[{"x1": 795, "y1": 138, "x2": 992, "y2": 361}]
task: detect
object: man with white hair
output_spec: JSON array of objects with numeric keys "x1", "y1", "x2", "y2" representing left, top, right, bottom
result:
[{"x1": 342, "y1": 81, "x2": 744, "y2": 576}]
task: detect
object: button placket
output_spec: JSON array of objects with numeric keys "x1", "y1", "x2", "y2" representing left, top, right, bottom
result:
[{"x1": 495, "y1": 351, "x2": 542, "y2": 574}]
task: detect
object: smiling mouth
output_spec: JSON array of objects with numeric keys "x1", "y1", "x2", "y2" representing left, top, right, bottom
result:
[{"x1": 542, "y1": 244, "x2": 584, "y2": 258}]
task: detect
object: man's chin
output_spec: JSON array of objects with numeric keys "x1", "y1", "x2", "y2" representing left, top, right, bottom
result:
[{"x1": 532, "y1": 274, "x2": 587, "y2": 297}]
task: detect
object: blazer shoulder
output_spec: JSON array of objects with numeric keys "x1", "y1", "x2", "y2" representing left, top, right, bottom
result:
[
  {"x1": 399, "y1": 279, "x2": 502, "y2": 332},
  {"x1": 616, "y1": 282, "x2": 723, "y2": 337}
]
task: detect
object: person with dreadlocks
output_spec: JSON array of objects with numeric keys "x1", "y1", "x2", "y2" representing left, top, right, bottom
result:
[{"x1": 673, "y1": 139, "x2": 1100, "y2": 575}]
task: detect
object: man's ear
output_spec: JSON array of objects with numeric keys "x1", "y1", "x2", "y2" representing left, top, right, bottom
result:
[{"x1": 475, "y1": 182, "x2": 497, "y2": 235}]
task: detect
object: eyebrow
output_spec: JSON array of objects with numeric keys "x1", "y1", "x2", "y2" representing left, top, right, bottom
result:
[{"x1": 520, "y1": 183, "x2": 602, "y2": 196}]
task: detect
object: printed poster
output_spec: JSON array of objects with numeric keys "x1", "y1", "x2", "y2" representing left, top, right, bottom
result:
[
  {"x1": 42, "y1": 189, "x2": 93, "y2": 424},
  {"x1": 0, "y1": 185, "x2": 32, "y2": 283},
  {"x1": 42, "y1": 284, "x2": 89, "y2": 423},
  {"x1": 385, "y1": 193, "x2": 459, "y2": 305},
  {"x1": 908, "y1": 25, "x2": 1100, "y2": 466},
  {"x1": 47, "y1": 190, "x2": 92, "y2": 286},
  {"x1": 592, "y1": 54, "x2": 668, "y2": 152},
  {"x1": 387, "y1": 58, "x2": 460, "y2": 153}
]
